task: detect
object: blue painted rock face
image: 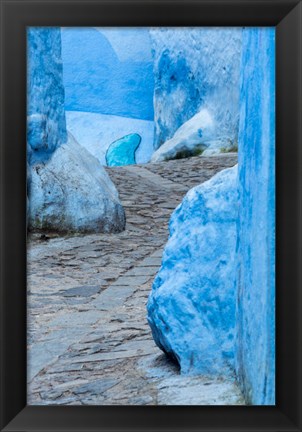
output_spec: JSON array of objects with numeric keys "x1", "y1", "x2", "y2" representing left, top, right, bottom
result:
[
  {"x1": 147, "y1": 165, "x2": 238, "y2": 376},
  {"x1": 106, "y1": 133, "x2": 141, "y2": 167}
]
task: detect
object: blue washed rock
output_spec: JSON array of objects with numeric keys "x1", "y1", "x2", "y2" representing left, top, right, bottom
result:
[
  {"x1": 235, "y1": 28, "x2": 275, "y2": 405},
  {"x1": 150, "y1": 28, "x2": 242, "y2": 149},
  {"x1": 28, "y1": 133, "x2": 125, "y2": 233},
  {"x1": 27, "y1": 28, "x2": 125, "y2": 233},
  {"x1": 27, "y1": 27, "x2": 67, "y2": 164},
  {"x1": 106, "y1": 133, "x2": 141, "y2": 166},
  {"x1": 147, "y1": 165, "x2": 238, "y2": 375}
]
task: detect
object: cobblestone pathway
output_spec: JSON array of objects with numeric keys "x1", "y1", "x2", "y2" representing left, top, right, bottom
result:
[{"x1": 27, "y1": 154, "x2": 245, "y2": 405}]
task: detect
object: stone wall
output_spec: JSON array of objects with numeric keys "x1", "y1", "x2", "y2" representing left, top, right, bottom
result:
[
  {"x1": 235, "y1": 27, "x2": 275, "y2": 405},
  {"x1": 150, "y1": 28, "x2": 242, "y2": 149}
]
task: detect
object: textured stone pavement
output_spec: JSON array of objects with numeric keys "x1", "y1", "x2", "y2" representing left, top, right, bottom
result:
[{"x1": 27, "y1": 154, "x2": 245, "y2": 405}]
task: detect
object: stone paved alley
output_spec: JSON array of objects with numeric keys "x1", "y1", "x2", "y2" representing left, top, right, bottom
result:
[{"x1": 27, "y1": 154, "x2": 245, "y2": 405}]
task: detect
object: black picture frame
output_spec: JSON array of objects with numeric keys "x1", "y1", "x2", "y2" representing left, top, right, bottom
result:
[{"x1": 0, "y1": 0, "x2": 301, "y2": 430}]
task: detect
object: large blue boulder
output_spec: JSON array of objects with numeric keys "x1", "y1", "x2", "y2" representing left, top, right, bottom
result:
[{"x1": 147, "y1": 165, "x2": 238, "y2": 375}]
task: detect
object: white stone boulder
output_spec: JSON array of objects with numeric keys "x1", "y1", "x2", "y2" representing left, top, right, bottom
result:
[
  {"x1": 151, "y1": 109, "x2": 236, "y2": 162},
  {"x1": 28, "y1": 133, "x2": 125, "y2": 233},
  {"x1": 151, "y1": 109, "x2": 215, "y2": 162},
  {"x1": 147, "y1": 165, "x2": 238, "y2": 375}
]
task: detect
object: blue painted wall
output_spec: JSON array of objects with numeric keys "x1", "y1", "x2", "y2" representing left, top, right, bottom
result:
[
  {"x1": 61, "y1": 27, "x2": 154, "y2": 121},
  {"x1": 236, "y1": 27, "x2": 275, "y2": 405},
  {"x1": 150, "y1": 28, "x2": 242, "y2": 148},
  {"x1": 27, "y1": 27, "x2": 67, "y2": 164}
]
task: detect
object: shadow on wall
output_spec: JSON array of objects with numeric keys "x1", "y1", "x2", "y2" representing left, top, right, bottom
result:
[
  {"x1": 61, "y1": 27, "x2": 154, "y2": 121},
  {"x1": 61, "y1": 27, "x2": 155, "y2": 165}
]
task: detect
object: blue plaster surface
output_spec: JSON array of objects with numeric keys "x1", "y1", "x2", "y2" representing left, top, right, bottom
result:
[
  {"x1": 236, "y1": 28, "x2": 275, "y2": 405},
  {"x1": 27, "y1": 27, "x2": 67, "y2": 164},
  {"x1": 150, "y1": 28, "x2": 242, "y2": 148},
  {"x1": 106, "y1": 133, "x2": 141, "y2": 167},
  {"x1": 61, "y1": 27, "x2": 154, "y2": 121},
  {"x1": 147, "y1": 166, "x2": 239, "y2": 375}
]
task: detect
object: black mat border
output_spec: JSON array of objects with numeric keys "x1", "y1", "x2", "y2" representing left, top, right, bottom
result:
[{"x1": 0, "y1": 0, "x2": 301, "y2": 431}]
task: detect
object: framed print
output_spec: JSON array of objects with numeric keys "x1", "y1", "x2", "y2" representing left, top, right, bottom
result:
[{"x1": 0, "y1": 0, "x2": 301, "y2": 431}]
